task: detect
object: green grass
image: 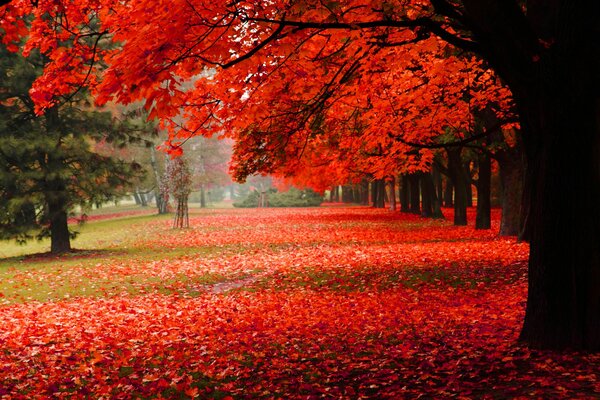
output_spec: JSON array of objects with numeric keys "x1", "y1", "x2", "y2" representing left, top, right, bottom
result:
[{"x1": 0, "y1": 208, "x2": 247, "y2": 304}]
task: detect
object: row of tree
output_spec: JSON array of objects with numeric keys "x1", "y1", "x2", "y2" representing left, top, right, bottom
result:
[{"x1": 1, "y1": 0, "x2": 598, "y2": 350}]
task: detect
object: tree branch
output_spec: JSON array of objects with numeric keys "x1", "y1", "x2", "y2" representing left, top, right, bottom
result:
[
  {"x1": 220, "y1": 21, "x2": 286, "y2": 69},
  {"x1": 244, "y1": 16, "x2": 481, "y2": 53},
  {"x1": 391, "y1": 118, "x2": 514, "y2": 149}
]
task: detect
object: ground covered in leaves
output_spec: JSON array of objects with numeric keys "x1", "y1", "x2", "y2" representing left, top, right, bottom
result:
[{"x1": 0, "y1": 207, "x2": 598, "y2": 398}]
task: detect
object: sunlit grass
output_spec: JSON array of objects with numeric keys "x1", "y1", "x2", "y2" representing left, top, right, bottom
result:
[{"x1": 0, "y1": 213, "x2": 170, "y2": 258}]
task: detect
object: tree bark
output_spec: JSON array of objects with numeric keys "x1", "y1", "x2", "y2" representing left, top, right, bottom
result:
[
  {"x1": 420, "y1": 172, "x2": 433, "y2": 218},
  {"x1": 400, "y1": 174, "x2": 410, "y2": 212},
  {"x1": 518, "y1": 94, "x2": 600, "y2": 351},
  {"x1": 133, "y1": 192, "x2": 142, "y2": 205},
  {"x1": 139, "y1": 192, "x2": 148, "y2": 207},
  {"x1": 464, "y1": 160, "x2": 474, "y2": 207},
  {"x1": 361, "y1": 180, "x2": 370, "y2": 205},
  {"x1": 497, "y1": 143, "x2": 525, "y2": 236},
  {"x1": 388, "y1": 177, "x2": 397, "y2": 211},
  {"x1": 408, "y1": 173, "x2": 420, "y2": 214},
  {"x1": 457, "y1": 0, "x2": 600, "y2": 350},
  {"x1": 433, "y1": 165, "x2": 444, "y2": 207},
  {"x1": 150, "y1": 146, "x2": 168, "y2": 214},
  {"x1": 443, "y1": 178, "x2": 454, "y2": 207},
  {"x1": 48, "y1": 196, "x2": 71, "y2": 254},
  {"x1": 475, "y1": 152, "x2": 491, "y2": 230},
  {"x1": 447, "y1": 148, "x2": 468, "y2": 226},
  {"x1": 371, "y1": 179, "x2": 385, "y2": 208}
]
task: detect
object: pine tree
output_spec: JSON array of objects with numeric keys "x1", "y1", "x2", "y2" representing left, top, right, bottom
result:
[{"x1": 0, "y1": 44, "x2": 148, "y2": 253}]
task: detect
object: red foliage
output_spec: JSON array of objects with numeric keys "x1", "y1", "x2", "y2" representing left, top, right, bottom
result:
[{"x1": 0, "y1": 207, "x2": 598, "y2": 398}]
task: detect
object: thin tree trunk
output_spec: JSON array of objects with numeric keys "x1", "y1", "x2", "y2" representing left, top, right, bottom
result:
[
  {"x1": 433, "y1": 165, "x2": 443, "y2": 207},
  {"x1": 361, "y1": 180, "x2": 369, "y2": 205},
  {"x1": 408, "y1": 173, "x2": 420, "y2": 214},
  {"x1": 133, "y1": 192, "x2": 142, "y2": 205},
  {"x1": 420, "y1": 172, "x2": 433, "y2": 218},
  {"x1": 444, "y1": 178, "x2": 454, "y2": 207},
  {"x1": 447, "y1": 148, "x2": 468, "y2": 226},
  {"x1": 475, "y1": 152, "x2": 492, "y2": 230},
  {"x1": 464, "y1": 160, "x2": 474, "y2": 208},
  {"x1": 150, "y1": 146, "x2": 168, "y2": 214},
  {"x1": 388, "y1": 177, "x2": 397, "y2": 211},
  {"x1": 400, "y1": 174, "x2": 410, "y2": 212}
]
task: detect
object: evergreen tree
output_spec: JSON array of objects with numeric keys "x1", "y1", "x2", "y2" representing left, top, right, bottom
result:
[{"x1": 0, "y1": 44, "x2": 149, "y2": 253}]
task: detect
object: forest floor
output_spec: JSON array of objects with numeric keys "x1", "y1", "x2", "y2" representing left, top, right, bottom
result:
[{"x1": 0, "y1": 206, "x2": 598, "y2": 398}]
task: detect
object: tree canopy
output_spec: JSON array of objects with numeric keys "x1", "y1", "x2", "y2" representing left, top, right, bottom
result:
[{"x1": 1, "y1": 0, "x2": 599, "y2": 349}]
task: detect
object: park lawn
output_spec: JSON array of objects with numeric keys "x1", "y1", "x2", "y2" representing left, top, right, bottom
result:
[{"x1": 0, "y1": 206, "x2": 598, "y2": 398}]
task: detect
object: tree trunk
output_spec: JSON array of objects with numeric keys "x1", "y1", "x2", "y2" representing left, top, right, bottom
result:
[
  {"x1": 139, "y1": 192, "x2": 148, "y2": 207},
  {"x1": 433, "y1": 165, "x2": 444, "y2": 207},
  {"x1": 421, "y1": 171, "x2": 444, "y2": 219},
  {"x1": 150, "y1": 146, "x2": 168, "y2": 214},
  {"x1": 372, "y1": 179, "x2": 385, "y2": 208},
  {"x1": 16, "y1": 202, "x2": 36, "y2": 226},
  {"x1": 361, "y1": 180, "x2": 369, "y2": 205},
  {"x1": 408, "y1": 173, "x2": 420, "y2": 214},
  {"x1": 420, "y1": 172, "x2": 433, "y2": 218},
  {"x1": 443, "y1": 178, "x2": 454, "y2": 207},
  {"x1": 497, "y1": 143, "x2": 525, "y2": 236},
  {"x1": 457, "y1": 0, "x2": 600, "y2": 350},
  {"x1": 475, "y1": 152, "x2": 492, "y2": 230},
  {"x1": 400, "y1": 174, "x2": 410, "y2": 212},
  {"x1": 447, "y1": 148, "x2": 468, "y2": 226},
  {"x1": 388, "y1": 177, "x2": 397, "y2": 211},
  {"x1": 518, "y1": 96, "x2": 600, "y2": 351},
  {"x1": 173, "y1": 195, "x2": 189, "y2": 228},
  {"x1": 133, "y1": 192, "x2": 142, "y2": 205},
  {"x1": 48, "y1": 197, "x2": 71, "y2": 254},
  {"x1": 464, "y1": 160, "x2": 474, "y2": 207}
]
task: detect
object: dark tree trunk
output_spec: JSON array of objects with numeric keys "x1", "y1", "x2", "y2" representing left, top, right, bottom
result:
[
  {"x1": 332, "y1": 185, "x2": 340, "y2": 202},
  {"x1": 342, "y1": 185, "x2": 354, "y2": 203},
  {"x1": 421, "y1": 171, "x2": 444, "y2": 219},
  {"x1": 475, "y1": 152, "x2": 492, "y2": 230},
  {"x1": 361, "y1": 180, "x2": 370, "y2": 205},
  {"x1": 420, "y1": 172, "x2": 433, "y2": 218},
  {"x1": 133, "y1": 192, "x2": 142, "y2": 205},
  {"x1": 430, "y1": 166, "x2": 445, "y2": 219},
  {"x1": 443, "y1": 178, "x2": 454, "y2": 207},
  {"x1": 497, "y1": 142, "x2": 525, "y2": 236},
  {"x1": 16, "y1": 202, "x2": 36, "y2": 226},
  {"x1": 449, "y1": 0, "x2": 600, "y2": 351},
  {"x1": 388, "y1": 177, "x2": 397, "y2": 211},
  {"x1": 447, "y1": 148, "x2": 468, "y2": 226},
  {"x1": 408, "y1": 173, "x2": 420, "y2": 214},
  {"x1": 518, "y1": 92, "x2": 600, "y2": 351},
  {"x1": 352, "y1": 185, "x2": 362, "y2": 205},
  {"x1": 433, "y1": 165, "x2": 443, "y2": 207},
  {"x1": 464, "y1": 160, "x2": 474, "y2": 207},
  {"x1": 372, "y1": 179, "x2": 385, "y2": 208},
  {"x1": 48, "y1": 197, "x2": 71, "y2": 254},
  {"x1": 400, "y1": 174, "x2": 410, "y2": 212}
]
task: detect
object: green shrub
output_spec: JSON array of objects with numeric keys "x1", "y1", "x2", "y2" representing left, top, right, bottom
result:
[{"x1": 233, "y1": 187, "x2": 323, "y2": 208}]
